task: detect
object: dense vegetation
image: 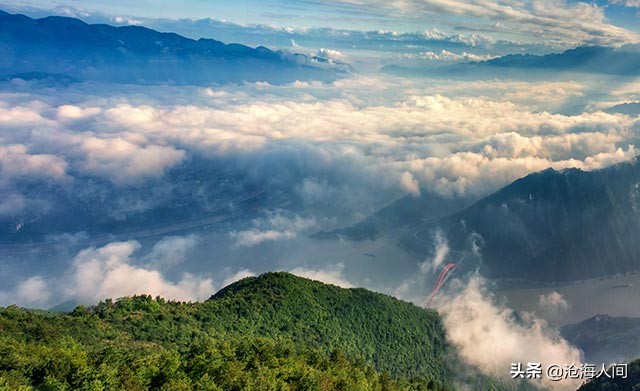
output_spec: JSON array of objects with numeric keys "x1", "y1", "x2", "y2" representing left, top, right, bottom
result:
[
  {"x1": 0, "y1": 272, "x2": 542, "y2": 390},
  {"x1": 578, "y1": 359, "x2": 640, "y2": 391},
  {"x1": 206, "y1": 273, "x2": 449, "y2": 379},
  {"x1": 0, "y1": 272, "x2": 453, "y2": 390}
]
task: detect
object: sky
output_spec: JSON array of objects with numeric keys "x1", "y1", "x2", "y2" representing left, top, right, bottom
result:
[
  {"x1": 1, "y1": 0, "x2": 640, "y2": 309},
  {"x1": 3, "y1": 0, "x2": 640, "y2": 48},
  {"x1": 3, "y1": 2, "x2": 640, "y2": 387}
]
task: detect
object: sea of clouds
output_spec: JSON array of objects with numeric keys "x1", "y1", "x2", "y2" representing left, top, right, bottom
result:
[{"x1": 2, "y1": 71, "x2": 639, "y2": 389}]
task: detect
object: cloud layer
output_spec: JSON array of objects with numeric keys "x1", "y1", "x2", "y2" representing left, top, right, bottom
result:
[
  {"x1": 1, "y1": 76, "x2": 638, "y2": 207},
  {"x1": 330, "y1": 0, "x2": 638, "y2": 46},
  {"x1": 439, "y1": 276, "x2": 582, "y2": 391}
]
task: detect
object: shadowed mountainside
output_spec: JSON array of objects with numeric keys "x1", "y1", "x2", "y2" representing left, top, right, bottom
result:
[
  {"x1": 0, "y1": 10, "x2": 350, "y2": 85},
  {"x1": 562, "y1": 314, "x2": 640, "y2": 365},
  {"x1": 399, "y1": 159, "x2": 640, "y2": 282}
]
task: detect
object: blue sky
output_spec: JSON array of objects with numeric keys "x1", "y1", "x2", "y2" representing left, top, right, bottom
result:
[
  {"x1": 3, "y1": 0, "x2": 639, "y2": 48},
  {"x1": 5, "y1": 0, "x2": 403, "y2": 29}
]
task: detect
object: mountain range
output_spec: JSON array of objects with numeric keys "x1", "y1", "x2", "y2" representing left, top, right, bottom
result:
[
  {"x1": 562, "y1": 314, "x2": 640, "y2": 365},
  {"x1": 474, "y1": 45, "x2": 640, "y2": 75},
  {"x1": 605, "y1": 102, "x2": 640, "y2": 116},
  {"x1": 0, "y1": 10, "x2": 350, "y2": 85},
  {"x1": 313, "y1": 191, "x2": 470, "y2": 241},
  {"x1": 327, "y1": 158, "x2": 640, "y2": 283},
  {"x1": 382, "y1": 45, "x2": 640, "y2": 78}
]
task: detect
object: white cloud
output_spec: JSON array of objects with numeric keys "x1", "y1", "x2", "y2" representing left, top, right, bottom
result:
[
  {"x1": 405, "y1": 49, "x2": 497, "y2": 63},
  {"x1": 231, "y1": 229, "x2": 297, "y2": 247},
  {"x1": 142, "y1": 235, "x2": 199, "y2": 271},
  {"x1": 609, "y1": 0, "x2": 640, "y2": 7},
  {"x1": 439, "y1": 275, "x2": 582, "y2": 391},
  {"x1": 0, "y1": 236, "x2": 268, "y2": 307},
  {"x1": 90, "y1": 84, "x2": 637, "y2": 197},
  {"x1": 80, "y1": 137, "x2": 185, "y2": 185},
  {"x1": 289, "y1": 263, "x2": 354, "y2": 288},
  {"x1": 221, "y1": 269, "x2": 256, "y2": 288},
  {"x1": 0, "y1": 144, "x2": 67, "y2": 182},
  {"x1": 392, "y1": 232, "x2": 581, "y2": 390},
  {"x1": 316, "y1": 48, "x2": 348, "y2": 61},
  {"x1": 111, "y1": 16, "x2": 143, "y2": 25},
  {"x1": 538, "y1": 291, "x2": 570, "y2": 311},
  {"x1": 395, "y1": 231, "x2": 450, "y2": 301},
  {"x1": 331, "y1": 0, "x2": 638, "y2": 46},
  {"x1": 56, "y1": 105, "x2": 101, "y2": 121},
  {"x1": 0, "y1": 276, "x2": 49, "y2": 308},
  {"x1": 230, "y1": 212, "x2": 318, "y2": 247},
  {"x1": 0, "y1": 103, "x2": 53, "y2": 127},
  {"x1": 405, "y1": 146, "x2": 636, "y2": 196},
  {"x1": 400, "y1": 171, "x2": 421, "y2": 196},
  {"x1": 63, "y1": 241, "x2": 215, "y2": 303},
  {"x1": 0, "y1": 76, "x2": 638, "y2": 204}
]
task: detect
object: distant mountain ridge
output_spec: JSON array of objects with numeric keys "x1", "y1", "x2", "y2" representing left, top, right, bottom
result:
[
  {"x1": 313, "y1": 191, "x2": 471, "y2": 241},
  {"x1": 605, "y1": 102, "x2": 640, "y2": 116},
  {"x1": 382, "y1": 45, "x2": 640, "y2": 78},
  {"x1": 562, "y1": 314, "x2": 640, "y2": 365},
  {"x1": 475, "y1": 45, "x2": 640, "y2": 74},
  {"x1": 400, "y1": 159, "x2": 640, "y2": 282},
  {"x1": 330, "y1": 158, "x2": 640, "y2": 283},
  {"x1": 0, "y1": 10, "x2": 350, "y2": 84}
]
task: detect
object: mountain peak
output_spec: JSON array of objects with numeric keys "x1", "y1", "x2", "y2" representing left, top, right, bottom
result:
[
  {"x1": 203, "y1": 271, "x2": 448, "y2": 379},
  {"x1": 38, "y1": 14, "x2": 89, "y2": 27},
  {"x1": 399, "y1": 158, "x2": 640, "y2": 283},
  {"x1": 210, "y1": 271, "x2": 312, "y2": 300},
  {"x1": 0, "y1": 10, "x2": 349, "y2": 84}
]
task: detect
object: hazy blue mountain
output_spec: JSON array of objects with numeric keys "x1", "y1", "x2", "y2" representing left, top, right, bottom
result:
[
  {"x1": 0, "y1": 11, "x2": 350, "y2": 85},
  {"x1": 474, "y1": 45, "x2": 640, "y2": 74},
  {"x1": 314, "y1": 191, "x2": 472, "y2": 241},
  {"x1": 1, "y1": 71, "x2": 80, "y2": 86},
  {"x1": 562, "y1": 314, "x2": 640, "y2": 365},
  {"x1": 382, "y1": 45, "x2": 640, "y2": 78},
  {"x1": 398, "y1": 159, "x2": 640, "y2": 282},
  {"x1": 605, "y1": 102, "x2": 640, "y2": 116}
]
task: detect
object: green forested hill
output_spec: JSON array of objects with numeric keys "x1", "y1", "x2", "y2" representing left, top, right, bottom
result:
[
  {"x1": 206, "y1": 272, "x2": 449, "y2": 378},
  {"x1": 0, "y1": 272, "x2": 453, "y2": 390},
  {"x1": 0, "y1": 272, "x2": 537, "y2": 391}
]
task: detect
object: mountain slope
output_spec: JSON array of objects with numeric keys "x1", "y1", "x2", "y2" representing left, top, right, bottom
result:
[
  {"x1": 0, "y1": 310, "x2": 435, "y2": 390},
  {"x1": 0, "y1": 273, "x2": 452, "y2": 388},
  {"x1": 206, "y1": 272, "x2": 449, "y2": 378},
  {"x1": 0, "y1": 11, "x2": 349, "y2": 84},
  {"x1": 578, "y1": 359, "x2": 640, "y2": 391},
  {"x1": 382, "y1": 45, "x2": 640, "y2": 78},
  {"x1": 561, "y1": 314, "x2": 640, "y2": 365},
  {"x1": 313, "y1": 191, "x2": 471, "y2": 241},
  {"x1": 398, "y1": 159, "x2": 640, "y2": 282},
  {"x1": 475, "y1": 45, "x2": 640, "y2": 75},
  {"x1": 0, "y1": 272, "x2": 543, "y2": 391},
  {"x1": 605, "y1": 102, "x2": 640, "y2": 116}
]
